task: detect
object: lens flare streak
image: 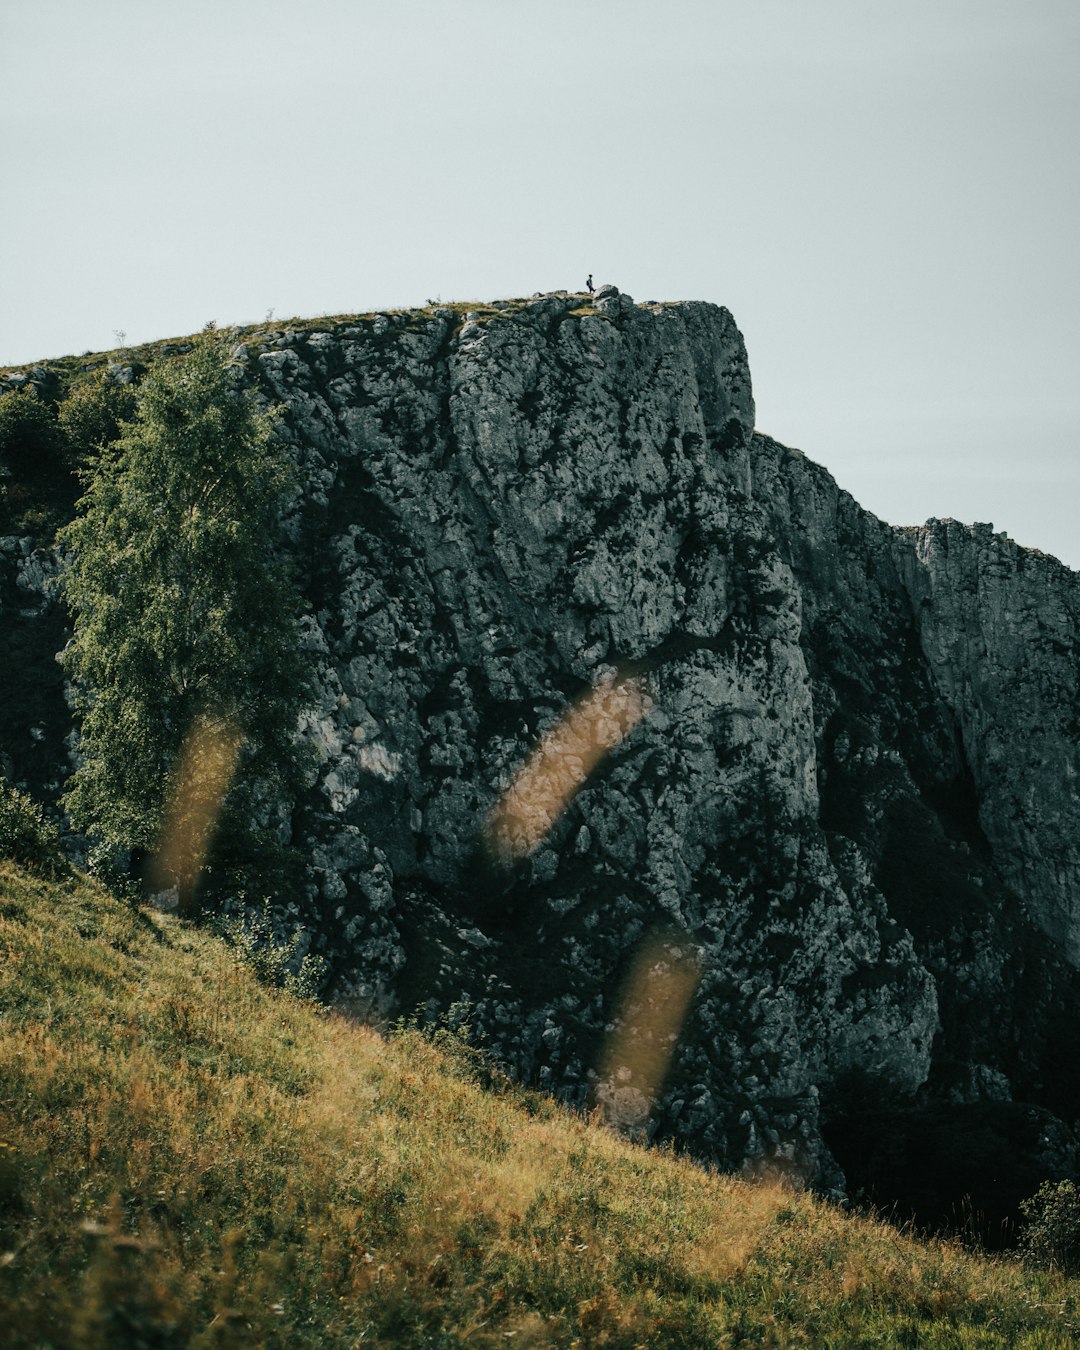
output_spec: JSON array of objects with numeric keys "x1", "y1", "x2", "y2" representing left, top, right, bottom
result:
[
  {"x1": 483, "y1": 671, "x2": 651, "y2": 865},
  {"x1": 595, "y1": 933, "x2": 702, "y2": 1136},
  {"x1": 150, "y1": 714, "x2": 242, "y2": 910}
]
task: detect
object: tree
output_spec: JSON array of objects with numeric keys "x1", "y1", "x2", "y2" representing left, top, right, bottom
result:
[{"x1": 58, "y1": 333, "x2": 311, "y2": 904}]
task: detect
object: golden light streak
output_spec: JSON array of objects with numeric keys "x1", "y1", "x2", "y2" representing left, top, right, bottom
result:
[
  {"x1": 483, "y1": 670, "x2": 652, "y2": 865},
  {"x1": 149, "y1": 713, "x2": 242, "y2": 914},
  {"x1": 595, "y1": 931, "x2": 702, "y2": 1136}
]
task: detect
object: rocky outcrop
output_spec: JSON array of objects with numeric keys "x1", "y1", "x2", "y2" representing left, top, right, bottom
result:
[
  {"x1": 2, "y1": 289, "x2": 1077, "y2": 1216},
  {"x1": 898, "y1": 522, "x2": 1080, "y2": 964}
]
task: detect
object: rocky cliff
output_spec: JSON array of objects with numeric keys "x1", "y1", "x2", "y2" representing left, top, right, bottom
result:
[{"x1": 2, "y1": 288, "x2": 1078, "y2": 1227}]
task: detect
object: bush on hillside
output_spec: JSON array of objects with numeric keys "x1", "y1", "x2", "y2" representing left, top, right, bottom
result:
[
  {"x1": 1020, "y1": 1179, "x2": 1080, "y2": 1274},
  {"x1": 0, "y1": 778, "x2": 66, "y2": 872},
  {"x1": 214, "y1": 899, "x2": 325, "y2": 1003}
]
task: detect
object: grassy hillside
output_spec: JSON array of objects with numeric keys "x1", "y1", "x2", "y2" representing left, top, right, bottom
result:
[{"x1": 1, "y1": 863, "x2": 1077, "y2": 1347}]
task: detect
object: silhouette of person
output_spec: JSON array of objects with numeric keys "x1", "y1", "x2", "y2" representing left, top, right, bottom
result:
[{"x1": 586, "y1": 274, "x2": 594, "y2": 295}]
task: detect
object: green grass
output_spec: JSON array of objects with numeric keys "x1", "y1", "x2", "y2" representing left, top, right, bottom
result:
[{"x1": 1, "y1": 860, "x2": 1077, "y2": 1346}]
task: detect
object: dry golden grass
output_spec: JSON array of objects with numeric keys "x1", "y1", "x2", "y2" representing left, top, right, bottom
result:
[{"x1": 1, "y1": 859, "x2": 1078, "y2": 1346}]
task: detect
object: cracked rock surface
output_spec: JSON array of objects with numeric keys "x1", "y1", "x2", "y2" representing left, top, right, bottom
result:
[{"x1": 2, "y1": 290, "x2": 1078, "y2": 1206}]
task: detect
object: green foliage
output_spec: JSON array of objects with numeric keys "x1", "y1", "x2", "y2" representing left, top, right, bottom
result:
[
  {"x1": 0, "y1": 384, "x2": 72, "y2": 537},
  {"x1": 57, "y1": 332, "x2": 311, "y2": 894},
  {"x1": 57, "y1": 368, "x2": 137, "y2": 464},
  {"x1": 214, "y1": 899, "x2": 326, "y2": 1002},
  {"x1": 0, "y1": 778, "x2": 65, "y2": 872},
  {"x1": 0, "y1": 384, "x2": 64, "y2": 477},
  {"x1": 1021, "y1": 1180, "x2": 1080, "y2": 1275}
]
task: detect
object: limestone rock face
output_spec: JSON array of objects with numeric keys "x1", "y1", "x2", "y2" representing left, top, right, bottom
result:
[
  {"x1": 2, "y1": 291, "x2": 1077, "y2": 1201},
  {"x1": 898, "y1": 522, "x2": 1080, "y2": 964},
  {"x1": 241, "y1": 292, "x2": 1078, "y2": 1186}
]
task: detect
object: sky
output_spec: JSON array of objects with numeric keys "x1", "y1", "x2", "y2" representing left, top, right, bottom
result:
[{"x1": 2, "y1": 0, "x2": 1078, "y2": 568}]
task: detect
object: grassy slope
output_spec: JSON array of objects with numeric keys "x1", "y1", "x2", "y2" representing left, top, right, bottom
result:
[{"x1": 0, "y1": 863, "x2": 1077, "y2": 1348}]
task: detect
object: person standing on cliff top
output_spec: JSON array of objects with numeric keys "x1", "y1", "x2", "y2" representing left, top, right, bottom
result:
[{"x1": 585, "y1": 274, "x2": 594, "y2": 295}]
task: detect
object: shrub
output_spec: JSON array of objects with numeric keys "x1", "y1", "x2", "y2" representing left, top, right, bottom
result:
[
  {"x1": 1020, "y1": 1179, "x2": 1080, "y2": 1274},
  {"x1": 0, "y1": 778, "x2": 65, "y2": 872},
  {"x1": 214, "y1": 899, "x2": 325, "y2": 1002},
  {"x1": 0, "y1": 385, "x2": 65, "y2": 478},
  {"x1": 0, "y1": 385, "x2": 72, "y2": 537}
]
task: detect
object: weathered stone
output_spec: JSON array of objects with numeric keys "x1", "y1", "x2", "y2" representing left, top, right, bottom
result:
[{"x1": 1, "y1": 292, "x2": 1077, "y2": 1211}]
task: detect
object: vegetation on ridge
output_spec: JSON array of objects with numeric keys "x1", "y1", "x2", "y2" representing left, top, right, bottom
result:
[
  {"x1": 1, "y1": 860, "x2": 1078, "y2": 1347},
  {"x1": 0, "y1": 288, "x2": 641, "y2": 391}
]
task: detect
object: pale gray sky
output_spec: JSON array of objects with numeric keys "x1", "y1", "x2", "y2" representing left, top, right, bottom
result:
[{"x1": 3, "y1": 0, "x2": 1078, "y2": 567}]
